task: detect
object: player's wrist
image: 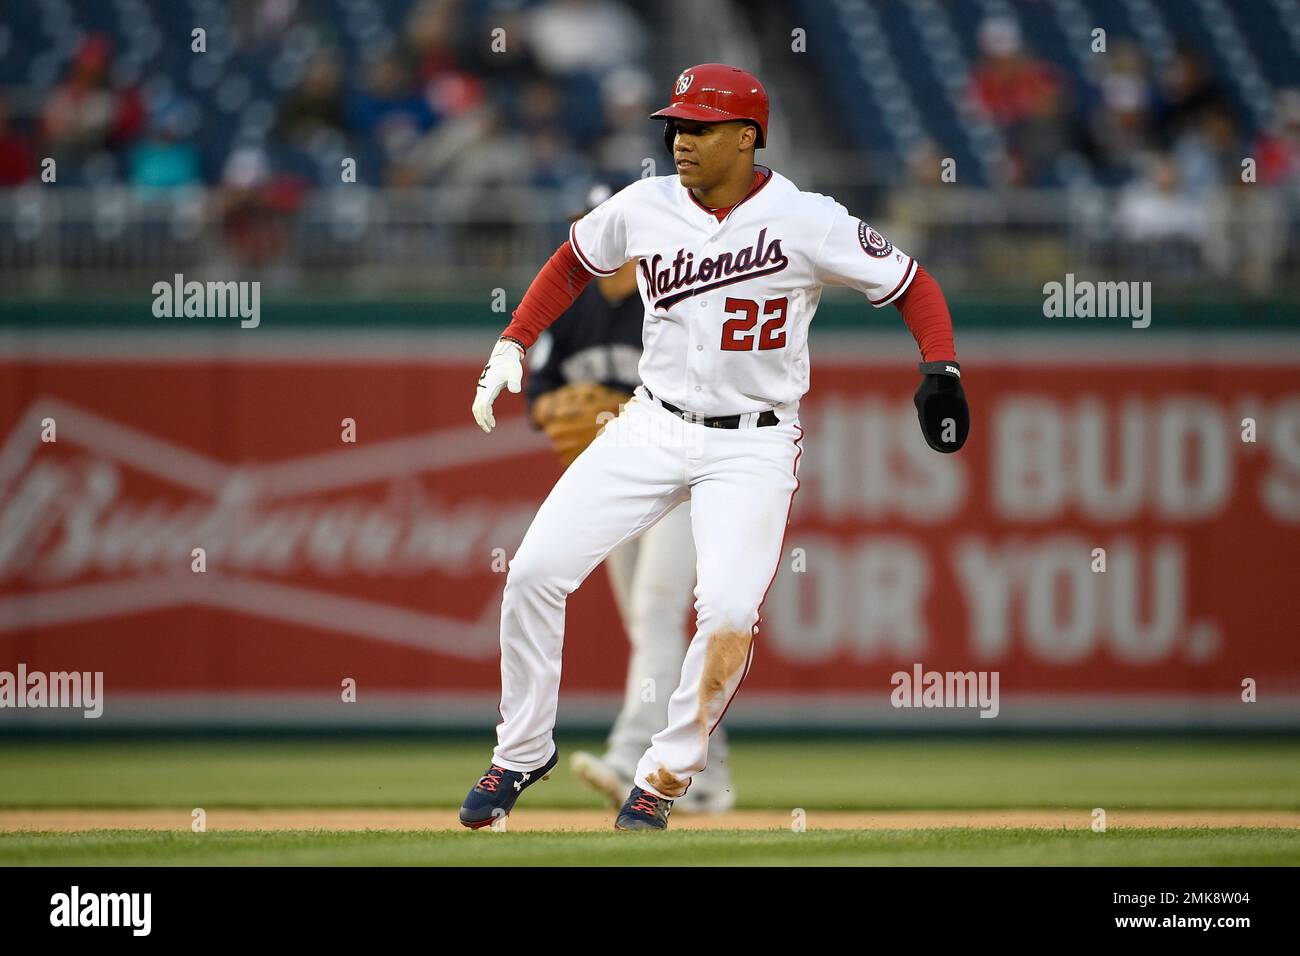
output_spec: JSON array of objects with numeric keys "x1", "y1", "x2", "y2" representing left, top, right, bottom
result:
[
  {"x1": 918, "y1": 360, "x2": 960, "y2": 378},
  {"x1": 500, "y1": 335, "x2": 527, "y2": 354}
]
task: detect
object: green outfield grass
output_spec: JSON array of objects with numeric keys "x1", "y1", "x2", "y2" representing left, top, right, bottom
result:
[
  {"x1": 1, "y1": 828, "x2": 1297, "y2": 867},
  {"x1": 2, "y1": 736, "x2": 1297, "y2": 865},
  {"x1": 1, "y1": 736, "x2": 1297, "y2": 810}
]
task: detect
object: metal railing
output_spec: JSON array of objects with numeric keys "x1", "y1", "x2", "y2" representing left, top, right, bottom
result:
[{"x1": 1, "y1": 182, "x2": 1297, "y2": 297}]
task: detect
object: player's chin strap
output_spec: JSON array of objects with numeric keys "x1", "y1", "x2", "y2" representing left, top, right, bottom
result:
[{"x1": 918, "y1": 360, "x2": 960, "y2": 379}]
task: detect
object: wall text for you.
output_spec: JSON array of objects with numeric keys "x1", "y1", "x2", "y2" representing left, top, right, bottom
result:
[{"x1": 762, "y1": 390, "x2": 1299, "y2": 665}]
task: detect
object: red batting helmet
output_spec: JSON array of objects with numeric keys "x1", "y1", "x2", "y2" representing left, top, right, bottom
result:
[{"x1": 650, "y1": 63, "x2": 769, "y2": 150}]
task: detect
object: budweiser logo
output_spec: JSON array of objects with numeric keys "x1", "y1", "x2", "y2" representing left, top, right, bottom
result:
[{"x1": 0, "y1": 398, "x2": 543, "y2": 660}]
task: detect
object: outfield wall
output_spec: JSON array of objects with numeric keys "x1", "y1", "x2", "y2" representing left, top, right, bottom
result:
[{"x1": 0, "y1": 323, "x2": 1297, "y2": 731}]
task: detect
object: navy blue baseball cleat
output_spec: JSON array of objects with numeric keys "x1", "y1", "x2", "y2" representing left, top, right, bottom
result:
[
  {"x1": 614, "y1": 786, "x2": 673, "y2": 831},
  {"x1": 459, "y1": 749, "x2": 559, "y2": 829}
]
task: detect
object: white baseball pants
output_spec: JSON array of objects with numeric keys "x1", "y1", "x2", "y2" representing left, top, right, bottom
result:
[
  {"x1": 603, "y1": 499, "x2": 730, "y2": 793},
  {"x1": 493, "y1": 388, "x2": 802, "y2": 801}
]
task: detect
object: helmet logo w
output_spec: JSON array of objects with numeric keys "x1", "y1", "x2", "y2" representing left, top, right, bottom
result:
[{"x1": 675, "y1": 72, "x2": 694, "y2": 96}]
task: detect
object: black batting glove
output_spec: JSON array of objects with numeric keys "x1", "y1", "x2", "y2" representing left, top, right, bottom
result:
[{"x1": 913, "y1": 360, "x2": 969, "y2": 453}]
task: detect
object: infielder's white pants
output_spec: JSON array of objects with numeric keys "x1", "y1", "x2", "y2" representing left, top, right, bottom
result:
[
  {"x1": 493, "y1": 389, "x2": 802, "y2": 801},
  {"x1": 603, "y1": 500, "x2": 730, "y2": 792}
]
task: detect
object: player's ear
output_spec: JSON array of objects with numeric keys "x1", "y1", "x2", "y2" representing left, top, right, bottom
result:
[{"x1": 738, "y1": 123, "x2": 757, "y2": 153}]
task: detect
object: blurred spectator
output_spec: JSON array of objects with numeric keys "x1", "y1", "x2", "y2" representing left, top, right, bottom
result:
[
  {"x1": 276, "y1": 52, "x2": 349, "y2": 145},
  {"x1": 967, "y1": 17, "x2": 1067, "y2": 185},
  {"x1": 220, "y1": 145, "x2": 307, "y2": 267},
  {"x1": 404, "y1": 102, "x2": 528, "y2": 187},
  {"x1": 593, "y1": 67, "x2": 656, "y2": 179},
  {"x1": 513, "y1": 78, "x2": 566, "y2": 137},
  {"x1": 41, "y1": 34, "x2": 145, "y2": 157},
  {"x1": 1156, "y1": 46, "x2": 1233, "y2": 145},
  {"x1": 465, "y1": 5, "x2": 542, "y2": 84},
  {"x1": 884, "y1": 139, "x2": 946, "y2": 257},
  {"x1": 1204, "y1": 169, "x2": 1288, "y2": 297},
  {"x1": 1115, "y1": 151, "x2": 1203, "y2": 244},
  {"x1": 1081, "y1": 40, "x2": 1157, "y2": 183},
  {"x1": 1171, "y1": 107, "x2": 1240, "y2": 197},
  {"x1": 128, "y1": 101, "x2": 202, "y2": 192},
  {"x1": 407, "y1": 0, "x2": 487, "y2": 119},
  {"x1": 350, "y1": 53, "x2": 438, "y2": 154},
  {"x1": 232, "y1": 0, "x2": 300, "y2": 47},
  {"x1": 512, "y1": 78, "x2": 590, "y2": 186},
  {"x1": 1255, "y1": 88, "x2": 1300, "y2": 189},
  {"x1": 426, "y1": 71, "x2": 488, "y2": 122},
  {"x1": 407, "y1": 0, "x2": 466, "y2": 82},
  {"x1": 525, "y1": 0, "x2": 645, "y2": 77},
  {"x1": 0, "y1": 96, "x2": 37, "y2": 187},
  {"x1": 1210, "y1": 87, "x2": 1300, "y2": 295},
  {"x1": 902, "y1": 139, "x2": 945, "y2": 188},
  {"x1": 525, "y1": 126, "x2": 590, "y2": 189}
]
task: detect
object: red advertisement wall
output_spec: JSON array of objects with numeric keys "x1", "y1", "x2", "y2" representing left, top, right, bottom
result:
[{"x1": 1, "y1": 333, "x2": 1296, "y2": 728}]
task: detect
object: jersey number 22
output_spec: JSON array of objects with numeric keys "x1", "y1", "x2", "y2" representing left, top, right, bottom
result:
[{"x1": 721, "y1": 296, "x2": 788, "y2": 351}]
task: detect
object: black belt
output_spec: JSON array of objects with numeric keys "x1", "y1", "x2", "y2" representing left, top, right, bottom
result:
[{"x1": 646, "y1": 390, "x2": 779, "y2": 429}]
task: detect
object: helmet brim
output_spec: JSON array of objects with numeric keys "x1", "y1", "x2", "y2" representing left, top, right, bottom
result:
[{"x1": 650, "y1": 105, "x2": 765, "y2": 147}]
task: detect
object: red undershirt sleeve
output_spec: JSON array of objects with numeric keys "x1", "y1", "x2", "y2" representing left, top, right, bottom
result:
[
  {"x1": 500, "y1": 241, "x2": 595, "y2": 349},
  {"x1": 893, "y1": 264, "x2": 956, "y2": 363}
]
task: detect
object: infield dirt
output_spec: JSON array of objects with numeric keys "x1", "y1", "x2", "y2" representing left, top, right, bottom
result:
[{"x1": 2, "y1": 808, "x2": 1298, "y2": 832}]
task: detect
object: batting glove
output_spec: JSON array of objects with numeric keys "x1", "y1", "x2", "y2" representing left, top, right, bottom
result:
[
  {"x1": 913, "y1": 360, "x2": 969, "y2": 453},
  {"x1": 472, "y1": 337, "x2": 525, "y2": 433}
]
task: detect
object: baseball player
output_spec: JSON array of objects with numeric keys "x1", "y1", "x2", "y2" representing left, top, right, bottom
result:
[
  {"x1": 527, "y1": 184, "x2": 736, "y2": 815},
  {"x1": 462, "y1": 64, "x2": 968, "y2": 831}
]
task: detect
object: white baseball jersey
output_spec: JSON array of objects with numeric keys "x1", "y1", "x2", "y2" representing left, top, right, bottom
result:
[{"x1": 569, "y1": 165, "x2": 917, "y2": 416}]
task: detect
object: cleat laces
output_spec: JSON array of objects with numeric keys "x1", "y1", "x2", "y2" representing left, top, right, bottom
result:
[{"x1": 630, "y1": 792, "x2": 660, "y2": 816}]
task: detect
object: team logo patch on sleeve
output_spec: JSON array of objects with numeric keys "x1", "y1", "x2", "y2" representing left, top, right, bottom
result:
[{"x1": 857, "y1": 221, "x2": 894, "y2": 258}]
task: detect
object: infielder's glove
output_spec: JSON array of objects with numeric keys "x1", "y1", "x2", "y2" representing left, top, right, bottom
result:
[
  {"x1": 914, "y1": 360, "x2": 969, "y2": 453},
  {"x1": 532, "y1": 382, "x2": 633, "y2": 466}
]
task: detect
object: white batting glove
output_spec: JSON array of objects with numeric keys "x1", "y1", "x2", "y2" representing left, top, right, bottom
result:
[{"x1": 472, "y1": 338, "x2": 525, "y2": 433}]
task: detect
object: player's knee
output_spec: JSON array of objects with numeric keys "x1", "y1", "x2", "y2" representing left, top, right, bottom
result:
[
  {"x1": 696, "y1": 600, "x2": 759, "y2": 637},
  {"x1": 504, "y1": 554, "x2": 548, "y2": 592},
  {"x1": 504, "y1": 550, "x2": 572, "y2": 599}
]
